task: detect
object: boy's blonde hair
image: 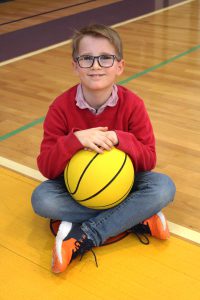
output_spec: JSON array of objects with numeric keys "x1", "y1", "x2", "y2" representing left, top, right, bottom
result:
[{"x1": 72, "y1": 24, "x2": 123, "y2": 60}]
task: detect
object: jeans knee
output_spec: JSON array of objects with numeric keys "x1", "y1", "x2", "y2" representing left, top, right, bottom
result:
[
  {"x1": 31, "y1": 186, "x2": 42, "y2": 215},
  {"x1": 31, "y1": 185, "x2": 51, "y2": 217},
  {"x1": 158, "y1": 174, "x2": 176, "y2": 205}
]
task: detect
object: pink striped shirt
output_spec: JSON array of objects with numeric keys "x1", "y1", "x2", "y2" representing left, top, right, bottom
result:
[{"x1": 75, "y1": 84, "x2": 119, "y2": 115}]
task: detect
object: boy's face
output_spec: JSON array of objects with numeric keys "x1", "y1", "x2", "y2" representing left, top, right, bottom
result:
[{"x1": 72, "y1": 35, "x2": 124, "y2": 93}]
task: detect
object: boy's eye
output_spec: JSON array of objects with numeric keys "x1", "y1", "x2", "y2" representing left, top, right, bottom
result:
[
  {"x1": 100, "y1": 55, "x2": 112, "y2": 60},
  {"x1": 80, "y1": 55, "x2": 93, "y2": 61}
]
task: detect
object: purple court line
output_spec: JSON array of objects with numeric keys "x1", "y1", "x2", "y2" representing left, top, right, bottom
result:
[{"x1": 0, "y1": 0, "x2": 185, "y2": 62}]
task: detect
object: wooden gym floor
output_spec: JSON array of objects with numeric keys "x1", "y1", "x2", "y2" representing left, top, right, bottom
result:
[{"x1": 0, "y1": 0, "x2": 200, "y2": 299}]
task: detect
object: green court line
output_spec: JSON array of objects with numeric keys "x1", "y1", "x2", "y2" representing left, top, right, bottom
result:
[
  {"x1": 0, "y1": 117, "x2": 45, "y2": 141},
  {"x1": 118, "y1": 44, "x2": 200, "y2": 85},
  {"x1": 0, "y1": 44, "x2": 199, "y2": 142}
]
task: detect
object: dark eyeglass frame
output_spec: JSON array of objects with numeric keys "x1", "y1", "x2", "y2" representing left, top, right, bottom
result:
[{"x1": 75, "y1": 54, "x2": 120, "y2": 68}]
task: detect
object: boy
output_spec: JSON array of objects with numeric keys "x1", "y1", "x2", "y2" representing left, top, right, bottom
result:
[{"x1": 31, "y1": 24, "x2": 176, "y2": 273}]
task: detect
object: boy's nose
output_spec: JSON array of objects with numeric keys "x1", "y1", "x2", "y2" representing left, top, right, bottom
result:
[{"x1": 91, "y1": 57, "x2": 101, "y2": 69}]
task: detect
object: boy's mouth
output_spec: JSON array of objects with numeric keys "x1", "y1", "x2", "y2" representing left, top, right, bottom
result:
[{"x1": 88, "y1": 74, "x2": 105, "y2": 77}]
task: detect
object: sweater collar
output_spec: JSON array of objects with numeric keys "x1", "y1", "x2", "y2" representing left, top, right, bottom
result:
[{"x1": 75, "y1": 84, "x2": 119, "y2": 115}]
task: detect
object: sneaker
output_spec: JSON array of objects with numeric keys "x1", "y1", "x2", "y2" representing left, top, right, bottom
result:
[
  {"x1": 52, "y1": 222, "x2": 95, "y2": 273},
  {"x1": 131, "y1": 212, "x2": 170, "y2": 244},
  {"x1": 50, "y1": 219, "x2": 130, "y2": 246}
]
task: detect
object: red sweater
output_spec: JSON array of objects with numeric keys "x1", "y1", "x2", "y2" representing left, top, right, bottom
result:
[{"x1": 37, "y1": 85, "x2": 156, "y2": 179}]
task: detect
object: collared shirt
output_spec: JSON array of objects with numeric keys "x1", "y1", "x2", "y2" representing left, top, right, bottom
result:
[{"x1": 75, "y1": 84, "x2": 119, "y2": 115}]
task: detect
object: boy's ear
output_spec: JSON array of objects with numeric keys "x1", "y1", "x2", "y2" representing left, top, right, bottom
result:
[
  {"x1": 72, "y1": 60, "x2": 78, "y2": 74},
  {"x1": 117, "y1": 59, "x2": 125, "y2": 76}
]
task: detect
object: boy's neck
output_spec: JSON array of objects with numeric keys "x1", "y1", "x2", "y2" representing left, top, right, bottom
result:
[{"x1": 82, "y1": 86, "x2": 113, "y2": 109}]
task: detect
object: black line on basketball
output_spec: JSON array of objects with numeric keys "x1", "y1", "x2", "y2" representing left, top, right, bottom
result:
[
  {"x1": 87, "y1": 181, "x2": 133, "y2": 209},
  {"x1": 65, "y1": 160, "x2": 71, "y2": 193},
  {"x1": 67, "y1": 152, "x2": 99, "y2": 195},
  {"x1": 77, "y1": 153, "x2": 127, "y2": 202}
]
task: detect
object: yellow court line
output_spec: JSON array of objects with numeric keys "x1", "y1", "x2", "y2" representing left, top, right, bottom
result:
[
  {"x1": 1, "y1": 156, "x2": 200, "y2": 245},
  {"x1": 0, "y1": 0, "x2": 194, "y2": 67}
]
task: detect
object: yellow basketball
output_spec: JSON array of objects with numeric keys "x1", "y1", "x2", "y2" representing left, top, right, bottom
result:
[{"x1": 64, "y1": 147, "x2": 134, "y2": 209}]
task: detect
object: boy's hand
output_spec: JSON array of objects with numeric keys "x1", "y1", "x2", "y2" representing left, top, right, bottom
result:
[
  {"x1": 105, "y1": 130, "x2": 119, "y2": 146},
  {"x1": 74, "y1": 127, "x2": 117, "y2": 153}
]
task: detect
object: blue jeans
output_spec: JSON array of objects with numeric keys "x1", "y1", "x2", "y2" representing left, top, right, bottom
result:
[{"x1": 31, "y1": 171, "x2": 176, "y2": 246}]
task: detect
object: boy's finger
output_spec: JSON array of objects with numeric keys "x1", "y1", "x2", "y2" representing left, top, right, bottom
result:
[{"x1": 96, "y1": 127, "x2": 108, "y2": 131}]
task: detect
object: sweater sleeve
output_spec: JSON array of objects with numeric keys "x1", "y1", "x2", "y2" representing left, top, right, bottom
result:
[
  {"x1": 37, "y1": 104, "x2": 83, "y2": 179},
  {"x1": 115, "y1": 99, "x2": 156, "y2": 172}
]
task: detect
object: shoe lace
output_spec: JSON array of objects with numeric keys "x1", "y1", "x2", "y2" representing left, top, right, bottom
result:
[
  {"x1": 72, "y1": 235, "x2": 98, "y2": 267},
  {"x1": 129, "y1": 223, "x2": 151, "y2": 245}
]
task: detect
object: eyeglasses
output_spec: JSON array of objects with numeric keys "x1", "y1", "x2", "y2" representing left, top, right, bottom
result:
[{"x1": 75, "y1": 54, "x2": 120, "y2": 68}]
